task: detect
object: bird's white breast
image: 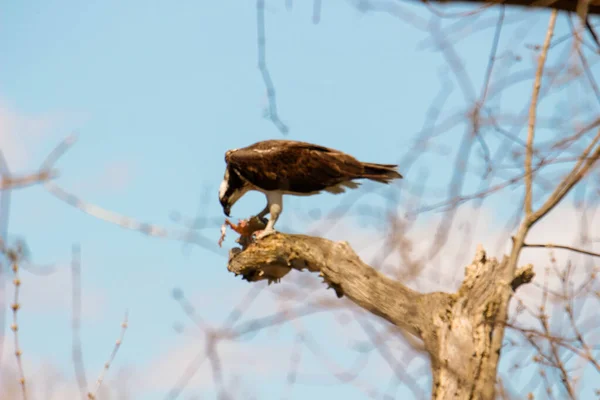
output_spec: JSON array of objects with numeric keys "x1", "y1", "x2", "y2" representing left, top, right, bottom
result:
[
  {"x1": 219, "y1": 180, "x2": 228, "y2": 200},
  {"x1": 219, "y1": 170, "x2": 229, "y2": 200}
]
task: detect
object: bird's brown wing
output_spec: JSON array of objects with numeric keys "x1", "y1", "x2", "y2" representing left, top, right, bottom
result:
[{"x1": 226, "y1": 140, "x2": 364, "y2": 193}]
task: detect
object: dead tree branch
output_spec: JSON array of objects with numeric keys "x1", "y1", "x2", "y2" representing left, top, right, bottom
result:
[
  {"x1": 228, "y1": 234, "x2": 426, "y2": 335},
  {"x1": 227, "y1": 235, "x2": 534, "y2": 399}
]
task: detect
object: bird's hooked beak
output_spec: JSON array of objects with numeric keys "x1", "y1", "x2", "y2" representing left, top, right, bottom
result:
[
  {"x1": 219, "y1": 194, "x2": 232, "y2": 217},
  {"x1": 219, "y1": 178, "x2": 247, "y2": 218}
]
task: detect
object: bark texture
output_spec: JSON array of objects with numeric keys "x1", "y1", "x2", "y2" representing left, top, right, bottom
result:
[
  {"x1": 227, "y1": 234, "x2": 534, "y2": 399},
  {"x1": 427, "y1": 249, "x2": 534, "y2": 399}
]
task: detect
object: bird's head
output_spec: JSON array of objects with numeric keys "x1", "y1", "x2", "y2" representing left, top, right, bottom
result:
[{"x1": 219, "y1": 168, "x2": 247, "y2": 217}]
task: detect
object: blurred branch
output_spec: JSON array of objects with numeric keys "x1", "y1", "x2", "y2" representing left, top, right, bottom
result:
[
  {"x1": 282, "y1": 334, "x2": 303, "y2": 400},
  {"x1": 257, "y1": 0, "x2": 289, "y2": 134},
  {"x1": 71, "y1": 244, "x2": 88, "y2": 398},
  {"x1": 569, "y1": 16, "x2": 600, "y2": 105},
  {"x1": 478, "y1": 6, "x2": 505, "y2": 106},
  {"x1": 528, "y1": 127, "x2": 600, "y2": 227},
  {"x1": 44, "y1": 180, "x2": 221, "y2": 254},
  {"x1": 0, "y1": 170, "x2": 57, "y2": 191},
  {"x1": 354, "y1": 316, "x2": 426, "y2": 397},
  {"x1": 313, "y1": 0, "x2": 322, "y2": 23},
  {"x1": 205, "y1": 333, "x2": 227, "y2": 399},
  {"x1": 39, "y1": 135, "x2": 222, "y2": 255}
]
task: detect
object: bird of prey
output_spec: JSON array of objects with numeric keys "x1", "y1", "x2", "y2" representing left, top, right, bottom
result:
[{"x1": 219, "y1": 139, "x2": 403, "y2": 239}]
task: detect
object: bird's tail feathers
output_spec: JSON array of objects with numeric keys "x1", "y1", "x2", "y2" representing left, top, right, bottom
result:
[{"x1": 361, "y1": 162, "x2": 403, "y2": 183}]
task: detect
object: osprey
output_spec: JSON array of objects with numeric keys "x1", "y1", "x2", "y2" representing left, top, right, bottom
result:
[{"x1": 219, "y1": 140, "x2": 403, "y2": 238}]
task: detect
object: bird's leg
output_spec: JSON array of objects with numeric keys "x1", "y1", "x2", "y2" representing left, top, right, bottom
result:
[
  {"x1": 255, "y1": 203, "x2": 270, "y2": 224},
  {"x1": 255, "y1": 192, "x2": 282, "y2": 240},
  {"x1": 255, "y1": 204, "x2": 280, "y2": 239}
]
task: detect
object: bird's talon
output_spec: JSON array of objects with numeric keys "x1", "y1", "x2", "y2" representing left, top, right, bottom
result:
[{"x1": 254, "y1": 229, "x2": 276, "y2": 240}]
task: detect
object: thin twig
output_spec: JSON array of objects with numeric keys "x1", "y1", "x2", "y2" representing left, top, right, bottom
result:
[
  {"x1": 529, "y1": 127, "x2": 600, "y2": 227},
  {"x1": 523, "y1": 242, "x2": 600, "y2": 258},
  {"x1": 0, "y1": 150, "x2": 11, "y2": 367},
  {"x1": 538, "y1": 266, "x2": 576, "y2": 399},
  {"x1": 563, "y1": 271, "x2": 600, "y2": 374},
  {"x1": 87, "y1": 311, "x2": 129, "y2": 399},
  {"x1": 525, "y1": 10, "x2": 557, "y2": 216},
  {"x1": 6, "y1": 244, "x2": 27, "y2": 400}
]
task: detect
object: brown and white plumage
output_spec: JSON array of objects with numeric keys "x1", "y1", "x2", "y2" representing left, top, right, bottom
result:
[{"x1": 219, "y1": 140, "x2": 402, "y2": 238}]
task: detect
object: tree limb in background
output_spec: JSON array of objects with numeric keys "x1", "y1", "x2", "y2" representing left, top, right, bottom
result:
[
  {"x1": 87, "y1": 311, "x2": 128, "y2": 400},
  {"x1": 529, "y1": 127, "x2": 600, "y2": 227},
  {"x1": 70, "y1": 244, "x2": 88, "y2": 398},
  {"x1": 525, "y1": 9, "x2": 557, "y2": 216},
  {"x1": 39, "y1": 135, "x2": 223, "y2": 255},
  {"x1": 478, "y1": 11, "x2": 599, "y2": 399},
  {"x1": 0, "y1": 170, "x2": 57, "y2": 191},
  {"x1": 257, "y1": 0, "x2": 289, "y2": 134},
  {"x1": 313, "y1": 0, "x2": 322, "y2": 24}
]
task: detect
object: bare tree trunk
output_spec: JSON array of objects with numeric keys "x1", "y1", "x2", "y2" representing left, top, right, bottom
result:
[
  {"x1": 227, "y1": 234, "x2": 534, "y2": 399},
  {"x1": 428, "y1": 251, "x2": 533, "y2": 399}
]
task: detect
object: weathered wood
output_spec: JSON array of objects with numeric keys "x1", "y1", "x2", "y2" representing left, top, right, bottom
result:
[
  {"x1": 228, "y1": 233, "x2": 436, "y2": 337},
  {"x1": 427, "y1": 247, "x2": 533, "y2": 400},
  {"x1": 227, "y1": 234, "x2": 534, "y2": 399}
]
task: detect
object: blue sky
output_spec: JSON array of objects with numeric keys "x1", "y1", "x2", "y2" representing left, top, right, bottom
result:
[{"x1": 1, "y1": 1, "x2": 599, "y2": 399}]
